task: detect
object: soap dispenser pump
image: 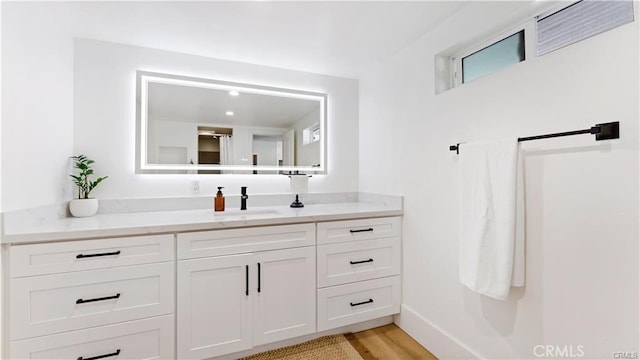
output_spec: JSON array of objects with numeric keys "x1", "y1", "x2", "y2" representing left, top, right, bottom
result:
[{"x1": 214, "y1": 187, "x2": 225, "y2": 212}]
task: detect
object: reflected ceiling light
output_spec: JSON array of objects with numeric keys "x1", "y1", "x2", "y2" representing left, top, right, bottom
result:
[
  {"x1": 229, "y1": 90, "x2": 240, "y2": 96},
  {"x1": 226, "y1": 111, "x2": 234, "y2": 116}
]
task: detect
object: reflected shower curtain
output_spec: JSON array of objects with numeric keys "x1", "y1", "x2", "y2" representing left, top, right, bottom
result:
[{"x1": 220, "y1": 135, "x2": 233, "y2": 166}]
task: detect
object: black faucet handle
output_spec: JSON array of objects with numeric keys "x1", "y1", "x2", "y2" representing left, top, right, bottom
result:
[{"x1": 241, "y1": 186, "x2": 248, "y2": 195}]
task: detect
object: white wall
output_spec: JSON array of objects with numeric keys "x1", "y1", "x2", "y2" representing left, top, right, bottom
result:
[
  {"x1": 74, "y1": 39, "x2": 358, "y2": 199},
  {"x1": 359, "y1": 2, "x2": 638, "y2": 359},
  {"x1": 149, "y1": 120, "x2": 198, "y2": 164},
  {"x1": 1, "y1": 3, "x2": 75, "y2": 211}
]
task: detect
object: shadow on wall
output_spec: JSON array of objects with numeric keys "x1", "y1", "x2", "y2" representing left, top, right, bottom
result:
[{"x1": 462, "y1": 278, "x2": 526, "y2": 336}]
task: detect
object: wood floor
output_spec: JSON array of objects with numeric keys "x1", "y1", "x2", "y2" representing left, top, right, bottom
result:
[{"x1": 346, "y1": 324, "x2": 438, "y2": 360}]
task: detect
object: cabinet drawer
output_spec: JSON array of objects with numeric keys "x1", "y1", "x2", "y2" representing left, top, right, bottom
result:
[
  {"x1": 317, "y1": 276, "x2": 400, "y2": 332},
  {"x1": 10, "y1": 315, "x2": 174, "y2": 359},
  {"x1": 317, "y1": 217, "x2": 401, "y2": 245},
  {"x1": 318, "y1": 237, "x2": 400, "y2": 288},
  {"x1": 10, "y1": 262, "x2": 174, "y2": 340},
  {"x1": 177, "y1": 223, "x2": 315, "y2": 259},
  {"x1": 10, "y1": 234, "x2": 174, "y2": 277}
]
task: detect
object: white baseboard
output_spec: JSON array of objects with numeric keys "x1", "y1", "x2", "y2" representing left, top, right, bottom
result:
[{"x1": 394, "y1": 304, "x2": 481, "y2": 360}]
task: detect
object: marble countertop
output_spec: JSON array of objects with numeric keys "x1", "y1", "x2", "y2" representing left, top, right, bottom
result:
[{"x1": 1, "y1": 193, "x2": 402, "y2": 244}]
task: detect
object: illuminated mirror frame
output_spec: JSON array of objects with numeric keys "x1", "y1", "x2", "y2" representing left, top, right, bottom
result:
[{"x1": 136, "y1": 71, "x2": 327, "y2": 174}]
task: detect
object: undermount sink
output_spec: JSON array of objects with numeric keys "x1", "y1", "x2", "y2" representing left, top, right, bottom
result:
[{"x1": 213, "y1": 208, "x2": 280, "y2": 217}]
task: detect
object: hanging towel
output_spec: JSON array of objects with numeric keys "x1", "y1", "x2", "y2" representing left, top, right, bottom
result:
[{"x1": 458, "y1": 139, "x2": 525, "y2": 300}]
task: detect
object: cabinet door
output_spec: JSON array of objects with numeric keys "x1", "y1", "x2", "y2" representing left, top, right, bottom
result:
[
  {"x1": 177, "y1": 254, "x2": 252, "y2": 360},
  {"x1": 253, "y1": 246, "x2": 316, "y2": 346}
]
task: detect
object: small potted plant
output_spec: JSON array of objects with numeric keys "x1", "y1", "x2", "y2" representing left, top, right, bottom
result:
[{"x1": 69, "y1": 155, "x2": 108, "y2": 217}]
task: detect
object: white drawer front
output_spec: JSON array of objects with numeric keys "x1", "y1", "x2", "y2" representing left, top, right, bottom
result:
[
  {"x1": 317, "y1": 276, "x2": 400, "y2": 332},
  {"x1": 10, "y1": 315, "x2": 174, "y2": 360},
  {"x1": 317, "y1": 217, "x2": 401, "y2": 245},
  {"x1": 177, "y1": 223, "x2": 315, "y2": 259},
  {"x1": 10, "y1": 262, "x2": 174, "y2": 340},
  {"x1": 318, "y1": 237, "x2": 400, "y2": 288},
  {"x1": 10, "y1": 234, "x2": 174, "y2": 277}
]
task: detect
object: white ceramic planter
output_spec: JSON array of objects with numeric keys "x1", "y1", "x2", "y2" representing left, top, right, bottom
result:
[{"x1": 69, "y1": 198, "x2": 99, "y2": 217}]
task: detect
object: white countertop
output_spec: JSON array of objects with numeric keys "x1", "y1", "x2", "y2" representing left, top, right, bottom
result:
[{"x1": 2, "y1": 196, "x2": 402, "y2": 244}]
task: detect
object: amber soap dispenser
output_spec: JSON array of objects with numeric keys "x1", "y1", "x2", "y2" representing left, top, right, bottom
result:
[{"x1": 214, "y1": 187, "x2": 225, "y2": 212}]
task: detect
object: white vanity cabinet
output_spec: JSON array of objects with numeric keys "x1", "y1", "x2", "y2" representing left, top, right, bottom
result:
[
  {"x1": 176, "y1": 224, "x2": 316, "y2": 360},
  {"x1": 316, "y1": 217, "x2": 402, "y2": 331},
  {"x1": 2, "y1": 208, "x2": 403, "y2": 360},
  {"x1": 7, "y1": 234, "x2": 176, "y2": 359}
]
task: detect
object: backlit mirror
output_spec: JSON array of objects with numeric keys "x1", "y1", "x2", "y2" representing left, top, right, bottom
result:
[{"x1": 136, "y1": 71, "x2": 327, "y2": 174}]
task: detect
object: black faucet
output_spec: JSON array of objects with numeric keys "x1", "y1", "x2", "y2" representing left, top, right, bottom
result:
[{"x1": 240, "y1": 186, "x2": 248, "y2": 210}]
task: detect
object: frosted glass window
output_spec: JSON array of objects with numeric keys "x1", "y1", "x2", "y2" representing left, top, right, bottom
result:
[
  {"x1": 462, "y1": 30, "x2": 525, "y2": 83},
  {"x1": 538, "y1": 0, "x2": 634, "y2": 55}
]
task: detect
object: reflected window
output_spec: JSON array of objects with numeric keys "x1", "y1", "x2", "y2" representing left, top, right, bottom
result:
[
  {"x1": 311, "y1": 127, "x2": 320, "y2": 142},
  {"x1": 303, "y1": 124, "x2": 320, "y2": 145}
]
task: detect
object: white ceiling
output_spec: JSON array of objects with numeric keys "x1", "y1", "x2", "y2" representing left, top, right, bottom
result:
[{"x1": 52, "y1": 1, "x2": 470, "y2": 78}]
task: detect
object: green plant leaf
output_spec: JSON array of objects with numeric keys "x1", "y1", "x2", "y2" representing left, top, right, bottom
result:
[{"x1": 70, "y1": 154, "x2": 107, "y2": 199}]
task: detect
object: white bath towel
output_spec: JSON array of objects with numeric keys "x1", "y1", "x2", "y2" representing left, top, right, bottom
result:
[{"x1": 458, "y1": 139, "x2": 525, "y2": 300}]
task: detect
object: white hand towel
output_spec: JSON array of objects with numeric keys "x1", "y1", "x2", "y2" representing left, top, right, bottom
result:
[
  {"x1": 458, "y1": 139, "x2": 525, "y2": 300},
  {"x1": 290, "y1": 175, "x2": 309, "y2": 194}
]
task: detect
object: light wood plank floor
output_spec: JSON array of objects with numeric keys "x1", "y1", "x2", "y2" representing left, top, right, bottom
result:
[{"x1": 346, "y1": 324, "x2": 438, "y2": 360}]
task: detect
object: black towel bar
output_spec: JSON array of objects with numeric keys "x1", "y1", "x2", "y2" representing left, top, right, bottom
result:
[{"x1": 449, "y1": 121, "x2": 619, "y2": 154}]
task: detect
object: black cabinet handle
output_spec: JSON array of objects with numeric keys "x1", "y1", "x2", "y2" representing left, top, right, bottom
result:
[
  {"x1": 350, "y1": 258, "x2": 374, "y2": 265},
  {"x1": 257, "y1": 263, "x2": 261, "y2": 293},
  {"x1": 350, "y1": 298, "x2": 374, "y2": 307},
  {"x1": 76, "y1": 293, "x2": 120, "y2": 304},
  {"x1": 76, "y1": 251, "x2": 121, "y2": 259},
  {"x1": 349, "y1": 228, "x2": 373, "y2": 234},
  {"x1": 245, "y1": 265, "x2": 249, "y2": 296},
  {"x1": 77, "y1": 349, "x2": 121, "y2": 360}
]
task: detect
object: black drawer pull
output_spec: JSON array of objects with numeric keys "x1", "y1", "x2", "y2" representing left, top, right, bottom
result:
[
  {"x1": 245, "y1": 265, "x2": 249, "y2": 296},
  {"x1": 349, "y1": 228, "x2": 373, "y2": 234},
  {"x1": 257, "y1": 262, "x2": 261, "y2": 293},
  {"x1": 350, "y1": 258, "x2": 374, "y2": 265},
  {"x1": 350, "y1": 298, "x2": 374, "y2": 307},
  {"x1": 76, "y1": 251, "x2": 121, "y2": 259},
  {"x1": 76, "y1": 293, "x2": 120, "y2": 304},
  {"x1": 77, "y1": 349, "x2": 120, "y2": 360}
]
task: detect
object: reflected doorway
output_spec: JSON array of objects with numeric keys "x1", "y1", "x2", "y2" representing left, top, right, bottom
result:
[{"x1": 197, "y1": 126, "x2": 232, "y2": 174}]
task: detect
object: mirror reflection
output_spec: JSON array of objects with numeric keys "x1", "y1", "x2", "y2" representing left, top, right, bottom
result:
[{"x1": 137, "y1": 71, "x2": 326, "y2": 174}]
